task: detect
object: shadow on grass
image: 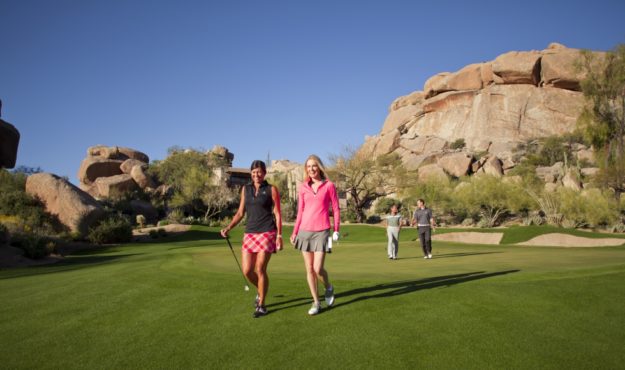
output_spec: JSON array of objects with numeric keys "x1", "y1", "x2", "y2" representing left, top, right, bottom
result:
[
  {"x1": 144, "y1": 229, "x2": 222, "y2": 246},
  {"x1": 266, "y1": 270, "x2": 519, "y2": 313},
  {"x1": 394, "y1": 252, "x2": 502, "y2": 260},
  {"x1": 0, "y1": 253, "x2": 143, "y2": 280}
]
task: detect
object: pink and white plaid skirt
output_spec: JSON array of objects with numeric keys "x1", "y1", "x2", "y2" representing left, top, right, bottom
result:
[{"x1": 242, "y1": 231, "x2": 277, "y2": 253}]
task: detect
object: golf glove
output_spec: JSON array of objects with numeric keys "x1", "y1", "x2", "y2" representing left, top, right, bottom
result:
[{"x1": 332, "y1": 231, "x2": 340, "y2": 241}]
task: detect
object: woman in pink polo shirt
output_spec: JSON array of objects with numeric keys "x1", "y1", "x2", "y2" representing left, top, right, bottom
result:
[{"x1": 290, "y1": 154, "x2": 340, "y2": 315}]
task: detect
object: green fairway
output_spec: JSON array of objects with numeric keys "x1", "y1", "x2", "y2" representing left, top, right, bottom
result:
[{"x1": 1, "y1": 225, "x2": 625, "y2": 369}]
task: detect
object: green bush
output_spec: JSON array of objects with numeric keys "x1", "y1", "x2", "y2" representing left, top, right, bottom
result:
[
  {"x1": 157, "y1": 228, "x2": 167, "y2": 237},
  {"x1": 374, "y1": 197, "x2": 402, "y2": 215},
  {"x1": 87, "y1": 215, "x2": 133, "y2": 245},
  {"x1": 450, "y1": 138, "x2": 466, "y2": 150},
  {"x1": 149, "y1": 229, "x2": 159, "y2": 239},
  {"x1": 167, "y1": 209, "x2": 184, "y2": 223},
  {"x1": 10, "y1": 233, "x2": 56, "y2": 259},
  {"x1": 342, "y1": 209, "x2": 358, "y2": 223}
]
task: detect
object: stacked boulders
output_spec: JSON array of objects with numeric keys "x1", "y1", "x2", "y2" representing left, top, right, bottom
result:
[
  {"x1": 362, "y1": 42, "x2": 602, "y2": 191},
  {"x1": 78, "y1": 145, "x2": 155, "y2": 199}
]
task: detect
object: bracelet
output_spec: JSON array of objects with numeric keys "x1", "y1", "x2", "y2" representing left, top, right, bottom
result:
[{"x1": 276, "y1": 235, "x2": 282, "y2": 239}]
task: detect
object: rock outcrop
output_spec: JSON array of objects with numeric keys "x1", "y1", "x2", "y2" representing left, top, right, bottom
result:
[
  {"x1": 78, "y1": 145, "x2": 152, "y2": 199},
  {"x1": 363, "y1": 43, "x2": 602, "y2": 180},
  {"x1": 0, "y1": 118, "x2": 20, "y2": 169},
  {"x1": 25, "y1": 173, "x2": 105, "y2": 236}
]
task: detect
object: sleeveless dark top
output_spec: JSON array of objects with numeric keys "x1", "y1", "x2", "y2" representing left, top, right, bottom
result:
[{"x1": 244, "y1": 181, "x2": 276, "y2": 233}]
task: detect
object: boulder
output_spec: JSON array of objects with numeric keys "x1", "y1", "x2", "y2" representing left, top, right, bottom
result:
[
  {"x1": 374, "y1": 130, "x2": 401, "y2": 156},
  {"x1": 540, "y1": 48, "x2": 585, "y2": 91},
  {"x1": 562, "y1": 169, "x2": 583, "y2": 191},
  {"x1": 536, "y1": 162, "x2": 564, "y2": 183},
  {"x1": 492, "y1": 50, "x2": 542, "y2": 85},
  {"x1": 209, "y1": 145, "x2": 234, "y2": 165},
  {"x1": 0, "y1": 118, "x2": 20, "y2": 168},
  {"x1": 88, "y1": 145, "x2": 149, "y2": 163},
  {"x1": 446, "y1": 63, "x2": 484, "y2": 91},
  {"x1": 417, "y1": 164, "x2": 448, "y2": 182},
  {"x1": 581, "y1": 167, "x2": 599, "y2": 177},
  {"x1": 130, "y1": 200, "x2": 158, "y2": 223},
  {"x1": 390, "y1": 90, "x2": 425, "y2": 111},
  {"x1": 424, "y1": 72, "x2": 452, "y2": 98},
  {"x1": 120, "y1": 159, "x2": 147, "y2": 174},
  {"x1": 78, "y1": 157, "x2": 124, "y2": 185},
  {"x1": 482, "y1": 156, "x2": 504, "y2": 177},
  {"x1": 130, "y1": 165, "x2": 154, "y2": 189},
  {"x1": 576, "y1": 148, "x2": 595, "y2": 164},
  {"x1": 398, "y1": 136, "x2": 447, "y2": 155},
  {"x1": 94, "y1": 174, "x2": 137, "y2": 198},
  {"x1": 437, "y1": 152, "x2": 473, "y2": 177},
  {"x1": 380, "y1": 104, "x2": 423, "y2": 135},
  {"x1": 25, "y1": 173, "x2": 104, "y2": 236}
]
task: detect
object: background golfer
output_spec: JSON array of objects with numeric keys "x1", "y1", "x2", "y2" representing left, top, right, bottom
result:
[
  {"x1": 411, "y1": 199, "x2": 435, "y2": 259},
  {"x1": 221, "y1": 160, "x2": 282, "y2": 318},
  {"x1": 290, "y1": 155, "x2": 340, "y2": 315},
  {"x1": 384, "y1": 204, "x2": 402, "y2": 260}
]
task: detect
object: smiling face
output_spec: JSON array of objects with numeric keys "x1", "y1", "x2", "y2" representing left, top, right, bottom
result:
[
  {"x1": 306, "y1": 159, "x2": 321, "y2": 181},
  {"x1": 251, "y1": 167, "x2": 265, "y2": 184}
]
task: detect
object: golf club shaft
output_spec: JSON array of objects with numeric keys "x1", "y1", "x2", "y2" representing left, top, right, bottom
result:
[{"x1": 225, "y1": 237, "x2": 250, "y2": 290}]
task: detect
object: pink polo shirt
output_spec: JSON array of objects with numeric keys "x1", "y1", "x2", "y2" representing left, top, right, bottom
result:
[{"x1": 293, "y1": 180, "x2": 340, "y2": 235}]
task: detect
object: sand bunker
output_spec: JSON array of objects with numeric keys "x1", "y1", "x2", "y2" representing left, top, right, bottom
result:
[
  {"x1": 518, "y1": 233, "x2": 625, "y2": 247},
  {"x1": 133, "y1": 224, "x2": 191, "y2": 236},
  {"x1": 432, "y1": 232, "x2": 504, "y2": 245}
]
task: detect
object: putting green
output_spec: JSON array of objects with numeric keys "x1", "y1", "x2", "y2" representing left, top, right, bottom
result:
[{"x1": 1, "y1": 225, "x2": 624, "y2": 369}]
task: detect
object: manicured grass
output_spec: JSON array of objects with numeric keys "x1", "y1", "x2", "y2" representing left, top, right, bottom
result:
[{"x1": 1, "y1": 225, "x2": 625, "y2": 369}]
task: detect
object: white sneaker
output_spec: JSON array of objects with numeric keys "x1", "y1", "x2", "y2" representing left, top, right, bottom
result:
[
  {"x1": 424, "y1": 256, "x2": 428, "y2": 259},
  {"x1": 325, "y1": 285, "x2": 335, "y2": 307},
  {"x1": 308, "y1": 302, "x2": 321, "y2": 315},
  {"x1": 428, "y1": 253, "x2": 432, "y2": 259}
]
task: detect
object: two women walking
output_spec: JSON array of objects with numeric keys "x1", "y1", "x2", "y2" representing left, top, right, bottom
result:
[{"x1": 221, "y1": 155, "x2": 340, "y2": 317}]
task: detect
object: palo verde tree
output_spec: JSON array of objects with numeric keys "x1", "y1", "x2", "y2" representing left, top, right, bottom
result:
[
  {"x1": 149, "y1": 147, "x2": 236, "y2": 221},
  {"x1": 577, "y1": 44, "x2": 625, "y2": 200},
  {"x1": 329, "y1": 146, "x2": 405, "y2": 223}
]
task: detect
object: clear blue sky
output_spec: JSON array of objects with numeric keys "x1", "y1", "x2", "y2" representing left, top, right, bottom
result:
[{"x1": 2, "y1": 0, "x2": 624, "y2": 184}]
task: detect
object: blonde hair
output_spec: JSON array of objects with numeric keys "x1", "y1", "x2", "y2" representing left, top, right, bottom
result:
[{"x1": 304, "y1": 154, "x2": 329, "y2": 182}]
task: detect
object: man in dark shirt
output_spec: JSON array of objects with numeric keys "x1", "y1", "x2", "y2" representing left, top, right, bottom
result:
[{"x1": 411, "y1": 199, "x2": 436, "y2": 259}]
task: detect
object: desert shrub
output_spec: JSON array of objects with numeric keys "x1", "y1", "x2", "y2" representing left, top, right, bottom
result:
[
  {"x1": 149, "y1": 229, "x2": 159, "y2": 239},
  {"x1": 366, "y1": 215, "x2": 381, "y2": 224},
  {"x1": 281, "y1": 199, "x2": 297, "y2": 222},
  {"x1": 580, "y1": 189, "x2": 619, "y2": 227},
  {"x1": 609, "y1": 223, "x2": 625, "y2": 233},
  {"x1": 157, "y1": 219, "x2": 170, "y2": 227},
  {"x1": 167, "y1": 209, "x2": 184, "y2": 223},
  {"x1": 157, "y1": 228, "x2": 167, "y2": 237},
  {"x1": 10, "y1": 233, "x2": 56, "y2": 259},
  {"x1": 476, "y1": 218, "x2": 490, "y2": 228},
  {"x1": 374, "y1": 197, "x2": 402, "y2": 215},
  {"x1": 87, "y1": 215, "x2": 133, "y2": 245},
  {"x1": 342, "y1": 209, "x2": 358, "y2": 223},
  {"x1": 136, "y1": 214, "x2": 146, "y2": 228},
  {"x1": 453, "y1": 175, "x2": 532, "y2": 227},
  {"x1": 450, "y1": 138, "x2": 466, "y2": 150},
  {"x1": 461, "y1": 218, "x2": 474, "y2": 227}
]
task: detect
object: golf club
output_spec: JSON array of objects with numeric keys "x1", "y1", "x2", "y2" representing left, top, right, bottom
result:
[{"x1": 225, "y1": 237, "x2": 250, "y2": 291}]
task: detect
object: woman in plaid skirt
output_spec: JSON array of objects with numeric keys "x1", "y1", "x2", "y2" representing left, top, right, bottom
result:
[{"x1": 221, "y1": 160, "x2": 283, "y2": 318}]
